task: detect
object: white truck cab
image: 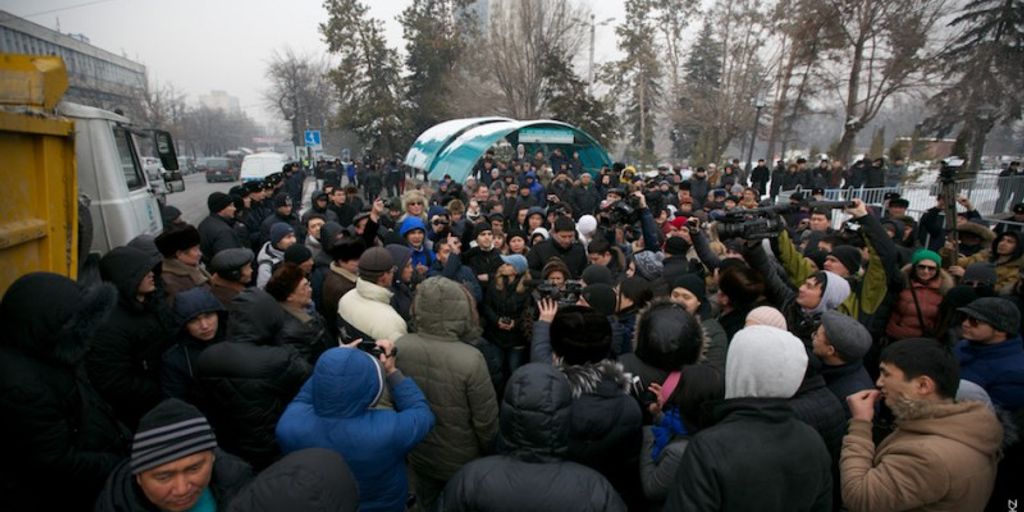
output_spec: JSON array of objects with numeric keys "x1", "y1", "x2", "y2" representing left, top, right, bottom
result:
[{"x1": 58, "y1": 101, "x2": 183, "y2": 255}]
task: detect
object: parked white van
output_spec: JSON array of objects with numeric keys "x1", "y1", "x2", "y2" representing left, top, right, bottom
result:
[{"x1": 241, "y1": 152, "x2": 289, "y2": 183}]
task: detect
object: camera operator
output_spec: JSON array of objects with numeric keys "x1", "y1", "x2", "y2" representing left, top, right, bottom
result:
[{"x1": 767, "y1": 198, "x2": 899, "y2": 337}]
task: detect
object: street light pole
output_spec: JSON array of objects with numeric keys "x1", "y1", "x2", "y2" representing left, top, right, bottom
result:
[{"x1": 745, "y1": 92, "x2": 767, "y2": 176}]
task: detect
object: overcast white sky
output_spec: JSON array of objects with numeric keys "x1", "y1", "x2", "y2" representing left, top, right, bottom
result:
[{"x1": 5, "y1": 0, "x2": 626, "y2": 127}]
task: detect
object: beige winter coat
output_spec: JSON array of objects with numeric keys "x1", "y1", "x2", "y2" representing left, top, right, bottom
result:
[{"x1": 841, "y1": 400, "x2": 1002, "y2": 512}]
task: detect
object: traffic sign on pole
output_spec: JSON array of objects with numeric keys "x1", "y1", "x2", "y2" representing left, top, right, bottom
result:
[{"x1": 304, "y1": 130, "x2": 321, "y2": 147}]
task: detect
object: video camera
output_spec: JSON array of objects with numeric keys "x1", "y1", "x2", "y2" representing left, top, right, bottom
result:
[
  {"x1": 715, "y1": 196, "x2": 855, "y2": 241},
  {"x1": 601, "y1": 196, "x2": 643, "y2": 226},
  {"x1": 533, "y1": 279, "x2": 584, "y2": 306}
]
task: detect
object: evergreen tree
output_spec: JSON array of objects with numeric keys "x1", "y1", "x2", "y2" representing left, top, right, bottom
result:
[
  {"x1": 677, "y1": 22, "x2": 722, "y2": 161},
  {"x1": 321, "y1": 0, "x2": 407, "y2": 156},
  {"x1": 398, "y1": 0, "x2": 476, "y2": 138},
  {"x1": 608, "y1": 0, "x2": 663, "y2": 165},
  {"x1": 540, "y1": 48, "x2": 619, "y2": 148},
  {"x1": 925, "y1": 0, "x2": 1024, "y2": 172}
]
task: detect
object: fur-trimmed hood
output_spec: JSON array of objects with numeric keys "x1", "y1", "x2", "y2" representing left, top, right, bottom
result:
[
  {"x1": 1, "y1": 272, "x2": 116, "y2": 366},
  {"x1": 557, "y1": 359, "x2": 633, "y2": 399}
]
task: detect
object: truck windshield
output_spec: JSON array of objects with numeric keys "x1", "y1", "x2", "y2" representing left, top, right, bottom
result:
[{"x1": 113, "y1": 126, "x2": 145, "y2": 190}]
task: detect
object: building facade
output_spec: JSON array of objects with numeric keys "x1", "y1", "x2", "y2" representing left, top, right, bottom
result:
[{"x1": 0, "y1": 10, "x2": 146, "y2": 114}]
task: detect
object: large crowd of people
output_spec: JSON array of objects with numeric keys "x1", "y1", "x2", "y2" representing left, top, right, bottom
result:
[{"x1": 1, "y1": 149, "x2": 1022, "y2": 512}]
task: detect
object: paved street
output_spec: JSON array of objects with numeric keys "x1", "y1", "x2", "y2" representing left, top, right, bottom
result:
[{"x1": 166, "y1": 173, "x2": 237, "y2": 226}]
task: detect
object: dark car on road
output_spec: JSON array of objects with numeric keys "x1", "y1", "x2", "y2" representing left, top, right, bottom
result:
[{"x1": 201, "y1": 157, "x2": 238, "y2": 183}]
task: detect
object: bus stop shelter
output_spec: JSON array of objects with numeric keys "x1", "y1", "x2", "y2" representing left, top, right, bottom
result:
[{"x1": 404, "y1": 117, "x2": 613, "y2": 183}]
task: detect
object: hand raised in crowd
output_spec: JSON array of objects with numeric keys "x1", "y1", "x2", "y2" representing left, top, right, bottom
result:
[
  {"x1": 633, "y1": 190, "x2": 647, "y2": 209},
  {"x1": 957, "y1": 195, "x2": 973, "y2": 210},
  {"x1": 372, "y1": 196, "x2": 385, "y2": 217},
  {"x1": 537, "y1": 298, "x2": 558, "y2": 323},
  {"x1": 846, "y1": 389, "x2": 880, "y2": 422},
  {"x1": 844, "y1": 198, "x2": 869, "y2": 218},
  {"x1": 447, "y1": 234, "x2": 462, "y2": 254},
  {"x1": 948, "y1": 265, "x2": 965, "y2": 277}
]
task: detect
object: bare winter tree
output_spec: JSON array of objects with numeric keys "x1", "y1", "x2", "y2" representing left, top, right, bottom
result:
[
  {"x1": 264, "y1": 47, "x2": 335, "y2": 148},
  {"x1": 479, "y1": 0, "x2": 590, "y2": 119},
  {"x1": 818, "y1": 0, "x2": 947, "y2": 163}
]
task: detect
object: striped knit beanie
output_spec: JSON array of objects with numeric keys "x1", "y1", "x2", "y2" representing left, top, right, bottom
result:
[{"x1": 131, "y1": 398, "x2": 217, "y2": 474}]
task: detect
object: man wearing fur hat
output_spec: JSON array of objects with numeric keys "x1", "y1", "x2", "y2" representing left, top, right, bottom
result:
[
  {"x1": 156, "y1": 225, "x2": 211, "y2": 302},
  {"x1": 95, "y1": 398, "x2": 252, "y2": 512}
]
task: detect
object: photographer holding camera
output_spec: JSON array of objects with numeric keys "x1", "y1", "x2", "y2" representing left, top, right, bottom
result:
[
  {"x1": 276, "y1": 340, "x2": 435, "y2": 512},
  {"x1": 745, "y1": 198, "x2": 898, "y2": 341}
]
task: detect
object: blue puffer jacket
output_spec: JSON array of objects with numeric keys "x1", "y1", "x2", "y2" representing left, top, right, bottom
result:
[
  {"x1": 954, "y1": 335, "x2": 1024, "y2": 410},
  {"x1": 276, "y1": 348, "x2": 435, "y2": 512}
]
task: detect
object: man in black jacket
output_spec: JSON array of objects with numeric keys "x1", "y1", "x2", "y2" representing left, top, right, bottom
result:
[
  {"x1": 95, "y1": 398, "x2": 252, "y2": 512},
  {"x1": 198, "y1": 192, "x2": 244, "y2": 266},
  {"x1": 571, "y1": 173, "x2": 602, "y2": 217},
  {"x1": 527, "y1": 216, "x2": 588, "y2": 278},
  {"x1": 664, "y1": 325, "x2": 832, "y2": 511},
  {"x1": 87, "y1": 246, "x2": 176, "y2": 430},
  {"x1": 439, "y1": 363, "x2": 625, "y2": 511},
  {"x1": 0, "y1": 273, "x2": 131, "y2": 510}
]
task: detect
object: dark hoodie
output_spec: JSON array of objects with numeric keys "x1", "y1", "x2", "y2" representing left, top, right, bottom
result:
[
  {"x1": 227, "y1": 448, "x2": 359, "y2": 512},
  {"x1": 95, "y1": 449, "x2": 252, "y2": 512},
  {"x1": 439, "y1": 363, "x2": 626, "y2": 512},
  {"x1": 196, "y1": 288, "x2": 311, "y2": 469},
  {"x1": 0, "y1": 273, "x2": 129, "y2": 510},
  {"x1": 160, "y1": 287, "x2": 226, "y2": 401},
  {"x1": 87, "y1": 246, "x2": 175, "y2": 430}
]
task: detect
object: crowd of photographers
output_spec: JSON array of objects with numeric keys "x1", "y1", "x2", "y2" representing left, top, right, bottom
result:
[{"x1": 2, "y1": 150, "x2": 1023, "y2": 511}]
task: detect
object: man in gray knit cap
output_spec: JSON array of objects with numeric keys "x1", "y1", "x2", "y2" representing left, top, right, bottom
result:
[
  {"x1": 95, "y1": 398, "x2": 252, "y2": 512},
  {"x1": 812, "y1": 310, "x2": 875, "y2": 418}
]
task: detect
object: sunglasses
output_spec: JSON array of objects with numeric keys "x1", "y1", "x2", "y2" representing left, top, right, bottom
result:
[{"x1": 914, "y1": 264, "x2": 938, "y2": 272}]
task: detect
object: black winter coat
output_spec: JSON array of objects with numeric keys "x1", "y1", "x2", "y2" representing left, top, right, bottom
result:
[
  {"x1": 198, "y1": 214, "x2": 244, "y2": 265},
  {"x1": 278, "y1": 306, "x2": 333, "y2": 365},
  {"x1": 464, "y1": 246, "x2": 504, "y2": 278},
  {"x1": 527, "y1": 239, "x2": 588, "y2": 278},
  {"x1": 481, "y1": 276, "x2": 532, "y2": 349},
  {"x1": 571, "y1": 184, "x2": 602, "y2": 216},
  {"x1": 87, "y1": 246, "x2": 175, "y2": 430},
  {"x1": 439, "y1": 363, "x2": 626, "y2": 512},
  {"x1": 160, "y1": 287, "x2": 227, "y2": 402},
  {"x1": 95, "y1": 449, "x2": 252, "y2": 511},
  {"x1": 196, "y1": 289, "x2": 311, "y2": 469},
  {"x1": 664, "y1": 398, "x2": 832, "y2": 512},
  {"x1": 0, "y1": 276, "x2": 130, "y2": 511},
  {"x1": 562, "y1": 361, "x2": 644, "y2": 508},
  {"x1": 226, "y1": 448, "x2": 360, "y2": 512}
]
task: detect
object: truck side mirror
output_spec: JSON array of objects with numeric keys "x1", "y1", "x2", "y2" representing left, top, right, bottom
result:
[{"x1": 153, "y1": 130, "x2": 179, "y2": 171}]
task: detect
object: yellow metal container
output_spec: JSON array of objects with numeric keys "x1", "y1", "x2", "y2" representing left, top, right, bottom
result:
[{"x1": 0, "y1": 55, "x2": 77, "y2": 294}]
